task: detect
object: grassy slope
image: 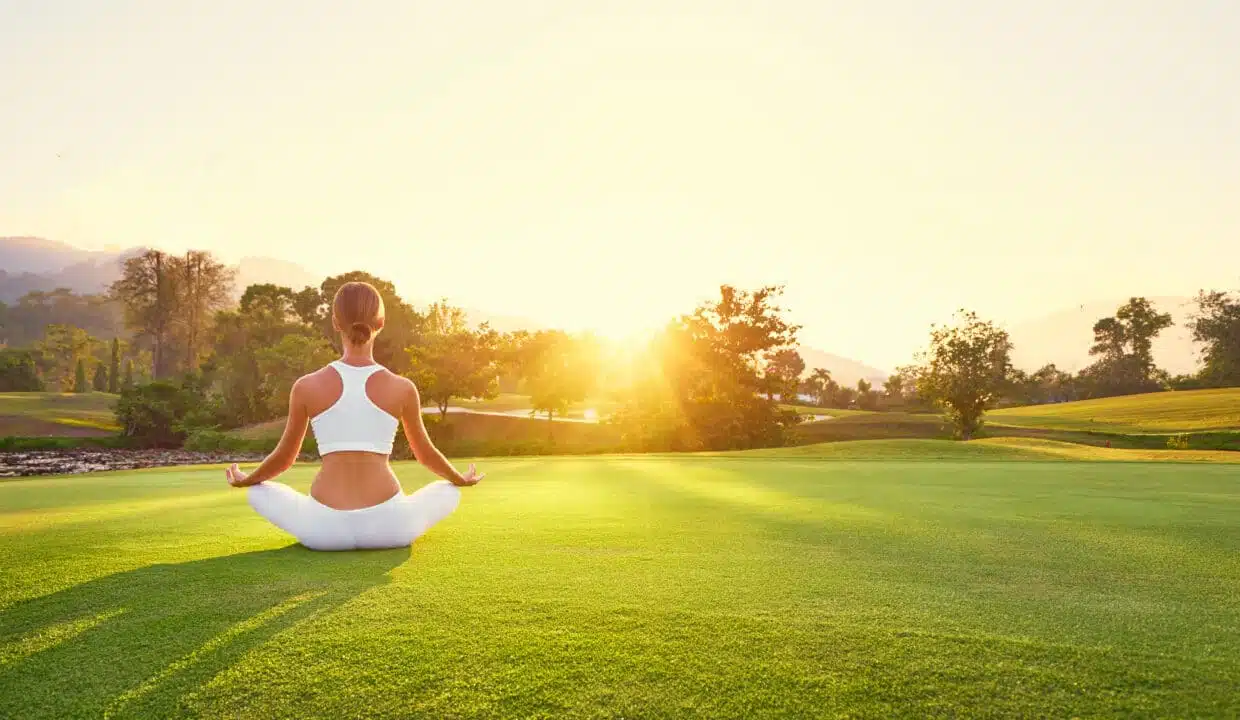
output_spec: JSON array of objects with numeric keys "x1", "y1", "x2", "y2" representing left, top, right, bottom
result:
[
  {"x1": 3, "y1": 456, "x2": 1240, "y2": 717},
  {"x1": 741, "y1": 437, "x2": 1240, "y2": 463},
  {"x1": 991, "y1": 387, "x2": 1240, "y2": 433},
  {"x1": 0, "y1": 392, "x2": 118, "y2": 436}
]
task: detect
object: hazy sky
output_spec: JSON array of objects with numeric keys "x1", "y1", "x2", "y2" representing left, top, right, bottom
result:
[{"x1": 3, "y1": 0, "x2": 1237, "y2": 369}]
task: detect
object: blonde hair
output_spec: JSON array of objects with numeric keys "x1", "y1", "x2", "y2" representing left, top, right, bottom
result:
[{"x1": 332, "y1": 281, "x2": 385, "y2": 346}]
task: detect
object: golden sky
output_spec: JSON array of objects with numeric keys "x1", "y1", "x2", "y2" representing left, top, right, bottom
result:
[{"x1": 3, "y1": 1, "x2": 1237, "y2": 369}]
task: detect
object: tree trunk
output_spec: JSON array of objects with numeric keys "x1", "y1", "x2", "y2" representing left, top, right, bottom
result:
[{"x1": 439, "y1": 400, "x2": 448, "y2": 421}]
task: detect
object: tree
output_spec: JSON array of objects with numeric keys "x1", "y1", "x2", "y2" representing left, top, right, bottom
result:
[
  {"x1": 1080, "y1": 297, "x2": 1172, "y2": 398},
  {"x1": 255, "y1": 334, "x2": 337, "y2": 418},
  {"x1": 519, "y1": 330, "x2": 597, "y2": 422},
  {"x1": 33, "y1": 324, "x2": 96, "y2": 391},
  {"x1": 612, "y1": 285, "x2": 801, "y2": 451},
  {"x1": 856, "y1": 378, "x2": 879, "y2": 410},
  {"x1": 111, "y1": 250, "x2": 180, "y2": 378},
  {"x1": 291, "y1": 286, "x2": 325, "y2": 328},
  {"x1": 212, "y1": 285, "x2": 313, "y2": 427},
  {"x1": 802, "y1": 368, "x2": 833, "y2": 406},
  {"x1": 0, "y1": 349, "x2": 43, "y2": 391},
  {"x1": 92, "y1": 361, "x2": 108, "y2": 391},
  {"x1": 122, "y1": 358, "x2": 134, "y2": 390},
  {"x1": 882, "y1": 372, "x2": 906, "y2": 402},
  {"x1": 176, "y1": 250, "x2": 235, "y2": 373},
  {"x1": 73, "y1": 358, "x2": 88, "y2": 393},
  {"x1": 911, "y1": 310, "x2": 1013, "y2": 440},
  {"x1": 107, "y1": 338, "x2": 121, "y2": 393},
  {"x1": 764, "y1": 349, "x2": 805, "y2": 401},
  {"x1": 1188, "y1": 290, "x2": 1240, "y2": 388},
  {"x1": 407, "y1": 301, "x2": 500, "y2": 419}
]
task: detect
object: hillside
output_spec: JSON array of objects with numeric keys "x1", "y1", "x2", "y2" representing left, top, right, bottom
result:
[
  {"x1": 990, "y1": 388, "x2": 1240, "y2": 433},
  {"x1": 0, "y1": 392, "x2": 119, "y2": 436},
  {"x1": 795, "y1": 347, "x2": 888, "y2": 386}
]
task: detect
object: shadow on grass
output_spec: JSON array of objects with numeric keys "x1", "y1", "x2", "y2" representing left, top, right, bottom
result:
[{"x1": 0, "y1": 545, "x2": 409, "y2": 719}]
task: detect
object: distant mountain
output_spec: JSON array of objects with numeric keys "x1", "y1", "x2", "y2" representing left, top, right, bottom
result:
[
  {"x1": 1008, "y1": 296, "x2": 1200, "y2": 376},
  {"x1": 0, "y1": 236, "x2": 96, "y2": 274},
  {"x1": 796, "y1": 347, "x2": 889, "y2": 387},
  {"x1": 235, "y1": 256, "x2": 320, "y2": 294},
  {"x1": 0, "y1": 237, "x2": 322, "y2": 304}
]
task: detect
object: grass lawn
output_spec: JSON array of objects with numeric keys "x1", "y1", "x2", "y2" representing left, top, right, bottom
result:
[
  {"x1": 3, "y1": 448, "x2": 1240, "y2": 718},
  {"x1": 0, "y1": 392, "x2": 119, "y2": 436},
  {"x1": 991, "y1": 387, "x2": 1240, "y2": 433}
]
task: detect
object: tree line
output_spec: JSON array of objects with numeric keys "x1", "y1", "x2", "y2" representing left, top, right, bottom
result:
[{"x1": 2, "y1": 247, "x2": 1239, "y2": 448}]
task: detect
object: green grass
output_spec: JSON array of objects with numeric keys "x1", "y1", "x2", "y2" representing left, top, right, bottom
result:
[
  {"x1": 3, "y1": 452, "x2": 1240, "y2": 717},
  {"x1": 991, "y1": 387, "x2": 1240, "y2": 433},
  {"x1": 0, "y1": 392, "x2": 119, "y2": 436}
]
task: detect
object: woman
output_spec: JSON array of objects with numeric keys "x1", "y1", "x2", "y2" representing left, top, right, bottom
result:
[{"x1": 226, "y1": 281, "x2": 484, "y2": 551}]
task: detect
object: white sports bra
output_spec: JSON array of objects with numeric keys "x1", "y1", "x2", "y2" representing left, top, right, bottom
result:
[{"x1": 310, "y1": 361, "x2": 399, "y2": 456}]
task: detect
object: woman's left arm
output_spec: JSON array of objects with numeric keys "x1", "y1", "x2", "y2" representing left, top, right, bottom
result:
[{"x1": 226, "y1": 379, "x2": 310, "y2": 488}]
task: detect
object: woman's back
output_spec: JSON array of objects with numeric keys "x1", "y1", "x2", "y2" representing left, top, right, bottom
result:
[{"x1": 299, "y1": 361, "x2": 413, "y2": 510}]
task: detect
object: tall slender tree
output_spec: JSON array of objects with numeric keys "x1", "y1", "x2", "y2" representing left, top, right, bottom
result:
[
  {"x1": 107, "y1": 338, "x2": 121, "y2": 393},
  {"x1": 73, "y1": 358, "x2": 88, "y2": 393},
  {"x1": 110, "y1": 250, "x2": 180, "y2": 379},
  {"x1": 177, "y1": 250, "x2": 235, "y2": 373}
]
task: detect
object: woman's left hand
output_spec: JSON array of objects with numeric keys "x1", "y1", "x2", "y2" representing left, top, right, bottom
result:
[{"x1": 225, "y1": 463, "x2": 250, "y2": 488}]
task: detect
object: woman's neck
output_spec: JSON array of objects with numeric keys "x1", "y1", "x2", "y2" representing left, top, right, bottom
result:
[{"x1": 339, "y1": 344, "x2": 376, "y2": 367}]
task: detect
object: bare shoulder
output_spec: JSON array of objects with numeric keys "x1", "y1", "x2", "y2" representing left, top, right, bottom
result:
[
  {"x1": 295, "y1": 366, "x2": 344, "y2": 416},
  {"x1": 366, "y1": 368, "x2": 417, "y2": 417}
]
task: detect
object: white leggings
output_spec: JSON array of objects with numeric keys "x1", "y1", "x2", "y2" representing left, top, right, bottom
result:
[{"x1": 247, "y1": 480, "x2": 461, "y2": 551}]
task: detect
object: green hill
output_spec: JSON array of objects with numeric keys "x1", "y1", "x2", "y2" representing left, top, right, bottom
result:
[
  {"x1": 990, "y1": 388, "x2": 1240, "y2": 433},
  {"x1": 0, "y1": 392, "x2": 118, "y2": 437}
]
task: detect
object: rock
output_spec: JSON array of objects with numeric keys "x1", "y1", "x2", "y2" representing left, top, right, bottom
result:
[{"x1": 0, "y1": 449, "x2": 273, "y2": 478}]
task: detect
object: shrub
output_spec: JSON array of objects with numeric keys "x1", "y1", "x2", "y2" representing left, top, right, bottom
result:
[{"x1": 1167, "y1": 433, "x2": 1191, "y2": 450}]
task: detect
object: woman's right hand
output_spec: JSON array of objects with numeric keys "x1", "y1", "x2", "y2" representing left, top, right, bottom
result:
[{"x1": 454, "y1": 463, "x2": 485, "y2": 487}]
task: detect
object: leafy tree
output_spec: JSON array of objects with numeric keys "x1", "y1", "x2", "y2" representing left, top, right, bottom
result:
[
  {"x1": 255, "y1": 333, "x2": 336, "y2": 418},
  {"x1": 856, "y1": 378, "x2": 879, "y2": 410},
  {"x1": 73, "y1": 358, "x2": 88, "y2": 393},
  {"x1": 212, "y1": 286, "x2": 310, "y2": 427},
  {"x1": 291, "y1": 286, "x2": 326, "y2": 328},
  {"x1": 0, "y1": 349, "x2": 43, "y2": 391},
  {"x1": 92, "y1": 362, "x2": 108, "y2": 391},
  {"x1": 911, "y1": 310, "x2": 1013, "y2": 440},
  {"x1": 882, "y1": 372, "x2": 906, "y2": 402},
  {"x1": 319, "y1": 272, "x2": 423, "y2": 373},
  {"x1": 122, "y1": 358, "x2": 134, "y2": 390},
  {"x1": 612, "y1": 285, "x2": 801, "y2": 450},
  {"x1": 1080, "y1": 297, "x2": 1172, "y2": 398},
  {"x1": 407, "y1": 302, "x2": 500, "y2": 419},
  {"x1": 802, "y1": 368, "x2": 833, "y2": 407},
  {"x1": 519, "y1": 330, "x2": 597, "y2": 422},
  {"x1": 1188, "y1": 290, "x2": 1240, "y2": 387},
  {"x1": 764, "y1": 348, "x2": 805, "y2": 401},
  {"x1": 176, "y1": 250, "x2": 235, "y2": 373},
  {"x1": 33, "y1": 324, "x2": 96, "y2": 391},
  {"x1": 108, "y1": 338, "x2": 121, "y2": 393},
  {"x1": 110, "y1": 250, "x2": 181, "y2": 378}
]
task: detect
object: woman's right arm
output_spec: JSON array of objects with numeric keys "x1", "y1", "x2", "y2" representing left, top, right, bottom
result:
[{"x1": 399, "y1": 380, "x2": 484, "y2": 487}]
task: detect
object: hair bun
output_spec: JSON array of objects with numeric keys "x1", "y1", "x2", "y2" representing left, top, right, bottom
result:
[{"x1": 347, "y1": 321, "x2": 372, "y2": 345}]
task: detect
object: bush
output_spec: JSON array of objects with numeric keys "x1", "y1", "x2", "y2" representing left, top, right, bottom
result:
[
  {"x1": 184, "y1": 429, "x2": 318, "y2": 457},
  {"x1": 1167, "y1": 433, "x2": 1191, "y2": 450},
  {"x1": 115, "y1": 375, "x2": 218, "y2": 447}
]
